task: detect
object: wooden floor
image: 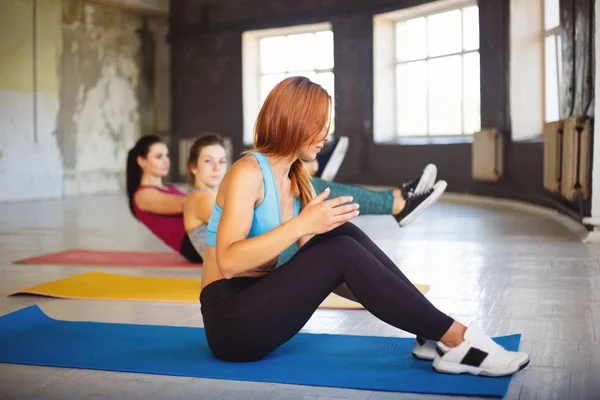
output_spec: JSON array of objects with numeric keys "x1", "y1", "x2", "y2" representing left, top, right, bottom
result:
[{"x1": 0, "y1": 193, "x2": 599, "y2": 400}]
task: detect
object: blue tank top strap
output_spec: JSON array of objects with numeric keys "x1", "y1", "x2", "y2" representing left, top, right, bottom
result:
[
  {"x1": 246, "y1": 152, "x2": 276, "y2": 208},
  {"x1": 245, "y1": 152, "x2": 282, "y2": 238},
  {"x1": 205, "y1": 151, "x2": 302, "y2": 250},
  {"x1": 205, "y1": 203, "x2": 221, "y2": 247},
  {"x1": 247, "y1": 151, "x2": 302, "y2": 219},
  {"x1": 294, "y1": 197, "x2": 300, "y2": 215}
]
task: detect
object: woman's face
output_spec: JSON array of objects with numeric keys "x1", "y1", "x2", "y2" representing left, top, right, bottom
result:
[
  {"x1": 297, "y1": 125, "x2": 329, "y2": 162},
  {"x1": 190, "y1": 144, "x2": 227, "y2": 188},
  {"x1": 138, "y1": 143, "x2": 170, "y2": 177}
]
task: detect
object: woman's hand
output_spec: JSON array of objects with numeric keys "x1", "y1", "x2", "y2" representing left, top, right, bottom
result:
[{"x1": 296, "y1": 188, "x2": 359, "y2": 236}]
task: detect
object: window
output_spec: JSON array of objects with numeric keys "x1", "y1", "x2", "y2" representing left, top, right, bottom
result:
[
  {"x1": 544, "y1": 0, "x2": 561, "y2": 122},
  {"x1": 395, "y1": 3, "x2": 480, "y2": 137},
  {"x1": 242, "y1": 24, "x2": 335, "y2": 145},
  {"x1": 509, "y1": 0, "x2": 544, "y2": 141}
]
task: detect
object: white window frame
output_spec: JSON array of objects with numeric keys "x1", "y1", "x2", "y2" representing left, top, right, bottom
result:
[
  {"x1": 242, "y1": 23, "x2": 333, "y2": 146},
  {"x1": 373, "y1": 0, "x2": 479, "y2": 142},
  {"x1": 543, "y1": 0, "x2": 562, "y2": 123}
]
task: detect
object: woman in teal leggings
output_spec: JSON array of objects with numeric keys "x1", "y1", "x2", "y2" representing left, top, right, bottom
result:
[
  {"x1": 276, "y1": 160, "x2": 447, "y2": 265},
  {"x1": 306, "y1": 159, "x2": 446, "y2": 226}
]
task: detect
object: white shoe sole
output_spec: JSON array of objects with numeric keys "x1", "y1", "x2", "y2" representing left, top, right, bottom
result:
[
  {"x1": 432, "y1": 355, "x2": 530, "y2": 377},
  {"x1": 399, "y1": 180, "x2": 447, "y2": 227},
  {"x1": 414, "y1": 164, "x2": 437, "y2": 195},
  {"x1": 412, "y1": 338, "x2": 437, "y2": 361},
  {"x1": 412, "y1": 350, "x2": 435, "y2": 361},
  {"x1": 320, "y1": 136, "x2": 349, "y2": 182}
]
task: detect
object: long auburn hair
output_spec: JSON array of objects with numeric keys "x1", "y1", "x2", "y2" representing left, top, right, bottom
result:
[
  {"x1": 126, "y1": 135, "x2": 163, "y2": 218},
  {"x1": 251, "y1": 76, "x2": 332, "y2": 208}
]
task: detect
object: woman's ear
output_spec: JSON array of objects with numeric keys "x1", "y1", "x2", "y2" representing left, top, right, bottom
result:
[
  {"x1": 189, "y1": 163, "x2": 198, "y2": 177},
  {"x1": 137, "y1": 155, "x2": 145, "y2": 169}
]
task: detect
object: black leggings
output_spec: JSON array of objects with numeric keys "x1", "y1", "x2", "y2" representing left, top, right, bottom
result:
[
  {"x1": 180, "y1": 235, "x2": 203, "y2": 263},
  {"x1": 200, "y1": 223, "x2": 454, "y2": 362}
]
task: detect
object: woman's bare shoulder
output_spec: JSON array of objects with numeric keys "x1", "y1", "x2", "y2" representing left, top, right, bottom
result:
[{"x1": 227, "y1": 155, "x2": 262, "y2": 182}]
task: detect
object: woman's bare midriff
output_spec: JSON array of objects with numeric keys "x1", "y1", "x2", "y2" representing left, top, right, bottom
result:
[
  {"x1": 200, "y1": 247, "x2": 224, "y2": 290},
  {"x1": 201, "y1": 246, "x2": 277, "y2": 290}
]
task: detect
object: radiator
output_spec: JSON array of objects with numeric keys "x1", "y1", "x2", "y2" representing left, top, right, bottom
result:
[
  {"x1": 472, "y1": 128, "x2": 504, "y2": 182},
  {"x1": 560, "y1": 116, "x2": 592, "y2": 201},
  {"x1": 542, "y1": 121, "x2": 563, "y2": 193}
]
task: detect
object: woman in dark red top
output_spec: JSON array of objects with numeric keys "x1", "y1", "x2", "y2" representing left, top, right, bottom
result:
[{"x1": 126, "y1": 135, "x2": 202, "y2": 263}]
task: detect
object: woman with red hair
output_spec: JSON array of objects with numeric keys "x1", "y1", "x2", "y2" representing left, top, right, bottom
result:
[{"x1": 199, "y1": 76, "x2": 529, "y2": 377}]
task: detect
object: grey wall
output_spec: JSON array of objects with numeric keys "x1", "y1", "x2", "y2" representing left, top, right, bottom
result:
[
  {"x1": 170, "y1": 0, "x2": 594, "y2": 217},
  {"x1": 0, "y1": 0, "x2": 170, "y2": 202},
  {"x1": 0, "y1": 0, "x2": 63, "y2": 201}
]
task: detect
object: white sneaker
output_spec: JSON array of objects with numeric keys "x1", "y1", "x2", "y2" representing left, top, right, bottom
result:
[
  {"x1": 415, "y1": 164, "x2": 437, "y2": 195},
  {"x1": 432, "y1": 325, "x2": 530, "y2": 377},
  {"x1": 400, "y1": 164, "x2": 437, "y2": 198},
  {"x1": 320, "y1": 136, "x2": 349, "y2": 181},
  {"x1": 412, "y1": 336, "x2": 437, "y2": 360}
]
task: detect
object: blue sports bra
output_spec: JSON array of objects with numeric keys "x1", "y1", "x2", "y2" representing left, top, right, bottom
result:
[{"x1": 205, "y1": 152, "x2": 301, "y2": 249}]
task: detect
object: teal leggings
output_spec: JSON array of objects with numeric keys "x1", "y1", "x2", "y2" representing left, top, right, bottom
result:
[
  {"x1": 311, "y1": 177, "x2": 395, "y2": 215},
  {"x1": 279, "y1": 178, "x2": 396, "y2": 265}
]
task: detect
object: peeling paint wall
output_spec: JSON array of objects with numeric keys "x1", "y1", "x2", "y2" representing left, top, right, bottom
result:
[
  {"x1": 92, "y1": 0, "x2": 169, "y2": 15},
  {"x1": 1, "y1": 0, "x2": 168, "y2": 202},
  {"x1": 149, "y1": 17, "x2": 170, "y2": 134},
  {"x1": 590, "y1": 0, "x2": 600, "y2": 220},
  {"x1": 0, "y1": 0, "x2": 64, "y2": 202},
  {"x1": 59, "y1": 0, "x2": 144, "y2": 196}
]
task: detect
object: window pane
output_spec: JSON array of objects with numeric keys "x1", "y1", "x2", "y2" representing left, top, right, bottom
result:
[
  {"x1": 313, "y1": 31, "x2": 334, "y2": 70},
  {"x1": 315, "y1": 72, "x2": 335, "y2": 133},
  {"x1": 396, "y1": 17, "x2": 427, "y2": 62},
  {"x1": 260, "y1": 73, "x2": 287, "y2": 105},
  {"x1": 463, "y1": 52, "x2": 481, "y2": 134},
  {"x1": 545, "y1": 0, "x2": 560, "y2": 30},
  {"x1": 314, "y1": 72, "x2": 334, "y2": 98},
  {"x1": 428, "y1": 10, "x2": 462, "y2": 57},
  {"x1": 285, "y1": 33, "x2": 315, "y2": 72},
  {"x1": 462, "y1": 6, "x2": 479, "y2": 51},
  {"x1": 545, "y1": 35, "x2": 560, "y2": 122},
  {"x1": 260, "y1": 37, "x2": 287, "y2": 74},
  {"x1": 429, "y1": 55, "x2": 462, "y2": 134},
  {"x1": 556, "y1": 33, "x2": 563, "y2": 94},
  {"x1": 397, "y1": 61, "x2": 428, "y2": 136},
  {"x1": 289, "y1": 70, "x2": 317, "y2": 81}
]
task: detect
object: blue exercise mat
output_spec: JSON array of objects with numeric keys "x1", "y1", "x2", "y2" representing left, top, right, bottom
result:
[{"x1": 0, "y1": 305, "x2": 521, "y2": 397}]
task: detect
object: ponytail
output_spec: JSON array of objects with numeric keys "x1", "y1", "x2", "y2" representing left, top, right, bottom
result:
[
  {"x1": 289, "y1": 158, "x2": 315, "y2": 209},
  {"x1": 125, "y1": 135, "x2": 163, "y2": 218}
]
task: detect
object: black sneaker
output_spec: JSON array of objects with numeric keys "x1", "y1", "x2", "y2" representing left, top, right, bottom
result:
[
  {"x1": 316, "y1": 136, "x2": 349, "y2": 181},
  {"x1": 400, "y1": 164, "x2": 437, "y2": 199},
  {"x1": 395, "y1": 180, "x2": 447, "y2": 227}
]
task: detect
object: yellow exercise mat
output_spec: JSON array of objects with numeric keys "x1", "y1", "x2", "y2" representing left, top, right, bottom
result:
[{"x1": 7, "y1": 272, "x2": 429, "y2": 310}]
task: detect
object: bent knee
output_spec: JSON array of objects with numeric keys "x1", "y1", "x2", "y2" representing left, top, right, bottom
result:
[
  {"x1": 330, "y1": 222, "x2": 360, "y2": 236},
  {"x1": 324, "y1": 235, "x2": 360, "y2": 252}
]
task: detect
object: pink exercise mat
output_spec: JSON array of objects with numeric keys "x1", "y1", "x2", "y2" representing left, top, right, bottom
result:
[{"x1": 14, "y1": 249, "x2": 200, "y2": 268}]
